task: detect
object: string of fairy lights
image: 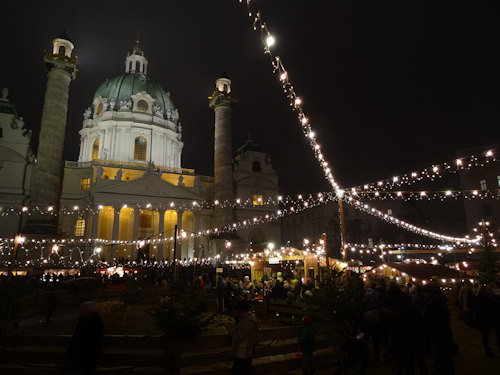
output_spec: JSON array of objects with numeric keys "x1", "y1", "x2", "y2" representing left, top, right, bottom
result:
[
  {"x1": 1, "y1": 181, "x2": 498, "y2": 220},
  {"x1": 348, "y1": 148, "x2": 497, "y2": 193},
  {"x1": 239, "y1": 0, "x2": 482, "y2": 245}
]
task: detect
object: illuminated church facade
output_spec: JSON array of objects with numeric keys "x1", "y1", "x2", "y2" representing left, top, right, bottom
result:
[{"x1": 0, "y1": 34, "x2": 281, "y2": 262}]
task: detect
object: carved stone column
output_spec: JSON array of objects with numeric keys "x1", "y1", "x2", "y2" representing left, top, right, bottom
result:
[
  {"x1": 157, "y1": 209, "x2": 165, "y2": 260},
  {"x1": 176, "y1": 209, "x2": 184, "y2": 260},
  {"x1": 132, "y1": 208, "x2": 140, "y2": 260},
  {"x1": 111, "y1": 206, "x2": 120, "y2": 262},
  {"x1": 24, "y1": 36, "x2": 77, "y2": 235}
]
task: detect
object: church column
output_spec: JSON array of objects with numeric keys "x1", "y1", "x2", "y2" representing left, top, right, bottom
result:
[
  {"x1": 209, "y1": 75, "x2": 237, "y2": 229},
  {"x1": 132, "y1": 208, "x2": 140, "y2": 260},
  {"x1": 24, "y1": 33, "x2": 77, "y2": 235},
  {"x1": 89, "y1": 207, "x2": 100, "y2": 260},
  {"x1": 193, "y1": 213, "x2": 200, "y2": 261},
  {"x1": 90, "y1": 207, "x2": 100, "y2": 239},
  {"x1": 176, "y1": 209, "x2": 184, "y2": 260},
  {"x1": 157, "y1": 209, "x2": 165, "y2": 260},
  {"x1": 111, "y1": 206, "x2": 120, "y2": 262}
]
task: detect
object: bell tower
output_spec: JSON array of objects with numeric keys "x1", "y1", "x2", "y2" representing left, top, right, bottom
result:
[{"x1": 24, "y1": 31, "x2": 77, "y2": 234}]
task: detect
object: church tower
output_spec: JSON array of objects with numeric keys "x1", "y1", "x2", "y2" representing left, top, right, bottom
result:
[
  {"x1": 25, "y1": 31, "x2": 77, "y2": 234},
  {"x1": 209, "y1": 73, "x2": 237, "y2": 229}
]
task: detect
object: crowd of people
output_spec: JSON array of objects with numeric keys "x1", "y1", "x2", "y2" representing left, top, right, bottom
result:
[{"x1": 456, "y1": 280, "x2": 500, "y2": 357}]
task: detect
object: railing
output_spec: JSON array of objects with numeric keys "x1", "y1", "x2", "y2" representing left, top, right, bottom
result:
[{"x1": 64, "y1": 159, "x2": 195, "y2": 174}]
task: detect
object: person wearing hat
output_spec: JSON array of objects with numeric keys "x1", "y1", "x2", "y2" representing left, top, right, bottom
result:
[
  {"x1": 224, "y1": 299, "x2": 259, "y2": 375},
  {"x1": 298, "y1": 314, "x2": 316, "y2": 375}
]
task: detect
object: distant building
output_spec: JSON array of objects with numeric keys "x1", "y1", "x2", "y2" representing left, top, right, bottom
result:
[{"x1": 0, "y1": 88, "x2": 33, "y2": 235}]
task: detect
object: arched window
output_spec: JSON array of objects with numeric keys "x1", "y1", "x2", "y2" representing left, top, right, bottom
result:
[
  {"x1": 92, "y1": 139, "x2": 99, "y2": 160},
  {"x1": 252, "y1": 161, "x2": 261, "y2": 172},
  {"x1": 58, "y1": 45, "x2": 66, "y2": 56},
  {"x1": 134, "y1": 136, "x2": 147, "y2": 161},
  {"x1": 96, "y1": 102, "x2": 103, "y2": 116},
  {"x1": 136, "y1": 61, "x2": 141, "y2": 72},
  {"x1": 223, "y1": 84, "x2": 228, "y2": 93},
  {"x1": 129, "y1": 61, "x2": 133, "y2": 71}
]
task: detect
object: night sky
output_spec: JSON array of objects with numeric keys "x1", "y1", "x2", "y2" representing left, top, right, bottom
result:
[{"x1": 2, "y1": 0, "x2": 499, "y2": 196}]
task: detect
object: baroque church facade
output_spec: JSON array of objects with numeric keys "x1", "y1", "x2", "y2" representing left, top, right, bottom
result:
[{"x1": 0, "y1": 33, "x2": 281, "y2": 262}]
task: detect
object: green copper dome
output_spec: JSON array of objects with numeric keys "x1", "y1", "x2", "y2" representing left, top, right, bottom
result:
[{"x1": 93, "y1": 72, "x2": 176, "y2": 116}]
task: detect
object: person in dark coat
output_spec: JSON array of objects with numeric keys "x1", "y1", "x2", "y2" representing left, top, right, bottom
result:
[
  {"x1": 421, "y1": 283, "x2": 454, "y2": 375},
  {"x1": 474, "y1": 282, "x2": 500, "y2": 356},
  {"x1": 67, "y1": 301, "x2": 104, "y2": 374},
  {"x1": 298, "y1": 314, "x2": 316, "y2": 375}
]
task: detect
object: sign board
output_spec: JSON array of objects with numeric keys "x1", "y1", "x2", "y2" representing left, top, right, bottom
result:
[
  {"x1": 268, "y1": 257, "x2": 280, "y2": 264},
  {"x1": 263, "y1": 267, "x2": 272, "y2": 274},
  {"x1": 216, "y1": 268, "x2": 223, "y2": 273}
]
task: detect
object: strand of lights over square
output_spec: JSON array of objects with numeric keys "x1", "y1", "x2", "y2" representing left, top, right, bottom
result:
[
  {"x1": 239, "y1": 0, "x2": 478, "y2": 245},
  {"x1": 348, "y1": 148, "x2": 496, "y2": 194}
]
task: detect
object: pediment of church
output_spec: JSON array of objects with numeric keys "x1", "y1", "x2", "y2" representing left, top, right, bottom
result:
[{"x1": 94, "y1": 174, "x2": 203, "y2": 201}]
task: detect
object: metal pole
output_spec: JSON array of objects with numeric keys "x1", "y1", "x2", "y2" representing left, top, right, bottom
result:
[{"x1": 337, "y1": 193, "x2": 347, "y2": 260}]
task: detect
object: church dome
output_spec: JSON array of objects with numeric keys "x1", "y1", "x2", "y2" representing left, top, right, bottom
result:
[{"x1": 92, "y1": 72, "x2": 175, "y2": 117}]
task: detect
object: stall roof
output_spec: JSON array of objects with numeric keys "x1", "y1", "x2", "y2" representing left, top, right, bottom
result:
[{"x1": 385, "y1": 262, "x2": 463, "y2": 279}]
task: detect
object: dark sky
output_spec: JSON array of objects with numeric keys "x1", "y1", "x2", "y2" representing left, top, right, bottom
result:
[{"x1": 2, "y1": 0, "x2": 499, "y2": 196}]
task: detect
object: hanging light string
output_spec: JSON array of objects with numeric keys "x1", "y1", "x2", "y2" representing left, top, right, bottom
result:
[
  {"x1": 346, "y1": 188, "x2": 500, "y2": 201},
  {"x1": 238, "y1": 0, "x2": 478, "y2": 245},
  {"x1": 0, "y1": 193, "x2": 338, "y2": 247},
  {"x1": 348, "y1": 148, "x2": 497, "y2": 194}
]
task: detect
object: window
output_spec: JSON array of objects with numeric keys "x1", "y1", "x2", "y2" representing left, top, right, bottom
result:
[
  {"x1": 137, "y1": 99, "x2": 148, "y2": 112},
  {"x1": 480, "y1": 179, "x2": 487, "y2": 191},
  {"x1": 92, "y1": 139, "x2": 99, "y2": 160},
  {"x1": 96, "y1": 102, "x2": 103, "y2": 116},
  {"x1": 252, "y1": 161, "x2": 261, "y2": 172},
  {"x1": 387, "y1": 209, "x2": 393, "y2": 216},
  {"x1": 134, "y1": 136, "x2": 147, "y2": 161},
  {"x1": 253, "y1": 194, "x2": 263, "y2": 205},
  {"x1": 497, "y1": 175, "x2": 500, "y2": 188},
  {"x1": 80, "y1": 178, "x2": 90, "y2": 191},
  {"x1": 74, "y1": 216, "x2": 85, "y2": 236},
  {"x1": 58, "y1": 45, "x2": 66, "y2": 56}
]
